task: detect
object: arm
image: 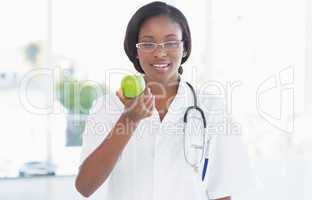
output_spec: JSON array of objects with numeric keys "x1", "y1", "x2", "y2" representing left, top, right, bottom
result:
[
  {"x1": 75, "y1": 88, "x2": 154, "y2": 197},
  {"x1": 75, "y1": 114, "x2": 139, "y2": 197}
]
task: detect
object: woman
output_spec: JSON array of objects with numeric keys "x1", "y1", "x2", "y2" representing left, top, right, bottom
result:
[{"x1": 75, "y1": 2, "x2": 250, "y2": 200}]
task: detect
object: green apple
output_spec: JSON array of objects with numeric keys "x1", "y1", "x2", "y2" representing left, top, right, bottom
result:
[{"x1": 121, "y1": 75, "x2": 146, "y2": 98}]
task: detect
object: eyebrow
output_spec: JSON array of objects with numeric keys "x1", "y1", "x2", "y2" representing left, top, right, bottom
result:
[
  {"x1": 140, "y1": 36, "x2": 153, "y2": 40},
  {"x1": 139, "y1": 34, "x2": 178, "y2": 40},
  {"x1": 165, "y1": 34, "x2": 178, "y2": 38}
]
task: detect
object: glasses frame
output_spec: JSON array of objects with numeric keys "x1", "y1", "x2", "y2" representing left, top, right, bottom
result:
[{"x1": 136, "y1": 40, "x2": 184, "y2": 52}]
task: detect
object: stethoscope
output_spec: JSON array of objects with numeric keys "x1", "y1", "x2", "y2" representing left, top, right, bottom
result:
[{"x1": 183, "y1": 82, "x2": 210, "y2": 181}]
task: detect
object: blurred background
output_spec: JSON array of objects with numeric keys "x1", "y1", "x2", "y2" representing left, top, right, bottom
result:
[{"x1": 0, "y1": 0, "x2": 311, "y2": 199}]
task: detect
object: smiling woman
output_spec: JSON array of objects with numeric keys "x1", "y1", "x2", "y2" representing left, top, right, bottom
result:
[{"x1": 75, "y1": 2, "x2": 247, "y2": 200}]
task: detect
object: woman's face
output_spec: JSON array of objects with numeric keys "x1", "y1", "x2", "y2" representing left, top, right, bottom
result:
[{"x1": 137, "y1": 15, "x2": 185, "y2": 84}]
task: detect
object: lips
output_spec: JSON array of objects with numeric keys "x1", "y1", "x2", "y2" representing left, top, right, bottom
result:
[{"x1": 150, "y1": 62, "x2": 171, "y2": 73}]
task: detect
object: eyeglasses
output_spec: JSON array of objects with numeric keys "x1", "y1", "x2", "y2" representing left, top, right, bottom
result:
[{"x1": 136, "y1": 40, "x2": 183, "y2": 52}]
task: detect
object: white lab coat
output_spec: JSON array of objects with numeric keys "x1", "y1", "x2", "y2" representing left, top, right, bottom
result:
[{"x1": 79, "y1": 79, "x2": 252, "y2": 200}]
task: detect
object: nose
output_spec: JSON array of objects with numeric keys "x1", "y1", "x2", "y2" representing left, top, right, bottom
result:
[{"x1": 153, "y1": 45, "x2": 167, "y2": 58}]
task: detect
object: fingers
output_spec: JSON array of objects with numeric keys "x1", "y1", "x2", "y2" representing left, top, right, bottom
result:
[
  {"x1": 142, "y1": 87, "x2": 152, "y2": 101},
  {"x1": 116, "y1": 86, "x2": 154, "y2": 119},
  {"x1": 146, "y1": 95, "x2": 155, "y2": 112},
  {"x1": 116, "y1": 88, "x2": 126, "y2": 105},
  {"x1": 143, "y1": 95, "x2": 155, "y2": 113},
  {"x1": 143, "y1": 87, "x2": 149, "y2": 95},
  {"x1": 141, "y1": 87, "x2": 153, "y2": 104},
  {"x1": 143, "y1": 87, "x2": 151, "y2": 96},
  {"x1": 144, "y1": 92, "x2": 154, "y2": 104},
  {"x1": 116, "y1": 88, "x2": 122, "y2": 97}
]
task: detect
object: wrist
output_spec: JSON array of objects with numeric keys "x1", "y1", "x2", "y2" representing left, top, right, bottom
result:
[{"x1": 120, "y1": 113, "x2": 140, "y2": 126}]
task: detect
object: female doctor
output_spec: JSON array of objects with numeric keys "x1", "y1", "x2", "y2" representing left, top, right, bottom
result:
[{"x1": 75, "y1": 1, "x2": 251, "y2": 200}]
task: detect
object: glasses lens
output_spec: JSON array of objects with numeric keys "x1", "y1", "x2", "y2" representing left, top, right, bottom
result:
[
  {"x1": 139, "y1": 43, "x2": 156, "y2": 51},
  {"x1": 184, "y1": 110, "x2": 205, "y2": 166},
  {"x1": 164, "y1": 41, "x2": 180, "y2": 50}
]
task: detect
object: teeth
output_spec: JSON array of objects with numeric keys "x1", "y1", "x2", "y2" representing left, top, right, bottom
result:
[{"x1": 152, "y1": 64, "x2": 169, "y2": 68}]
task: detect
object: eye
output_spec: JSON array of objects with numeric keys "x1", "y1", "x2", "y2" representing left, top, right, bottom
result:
[
  {"x1": 164, "y1": 41, "x2": 180, "y2": 49},
  {"x1": 140, "y1": 42, "x2": 156, "y2": 49}
]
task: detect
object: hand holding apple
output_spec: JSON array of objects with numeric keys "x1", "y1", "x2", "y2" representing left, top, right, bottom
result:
[
  {"x1": 117, "y1": 75, "x2": 154, "y2": 122},
  {"x1": 121, "y1": 75, "x2": 146, "y2": 98}
]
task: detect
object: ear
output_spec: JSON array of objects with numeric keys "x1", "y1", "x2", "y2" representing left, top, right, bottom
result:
[{"x1": 182, "y1": 51, "x2": 187, "y2": 58}]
